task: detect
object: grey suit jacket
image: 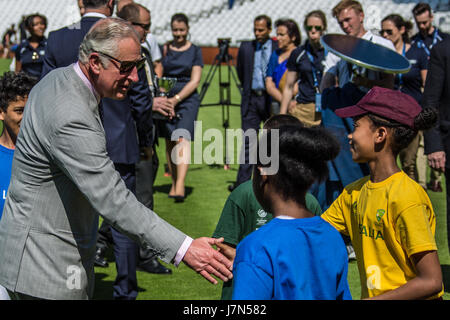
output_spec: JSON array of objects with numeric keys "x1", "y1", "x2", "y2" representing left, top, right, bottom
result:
[{"x1": 0, "y1": 65, "x2": 187, "y2": 300}]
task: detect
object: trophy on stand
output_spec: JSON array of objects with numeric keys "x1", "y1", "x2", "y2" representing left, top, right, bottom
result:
[{"x1": 153, "y1": 77, "x2": 181, "y2": 121}]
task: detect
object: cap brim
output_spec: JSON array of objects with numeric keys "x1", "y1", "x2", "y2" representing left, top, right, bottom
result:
[{"x1": 335, "y1": 105, "x2": 367, "y2": 119}]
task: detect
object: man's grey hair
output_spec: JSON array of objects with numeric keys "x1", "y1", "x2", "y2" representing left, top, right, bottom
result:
[{"x1": 78, "y1": 17, "x2": 140, "y2": 66}]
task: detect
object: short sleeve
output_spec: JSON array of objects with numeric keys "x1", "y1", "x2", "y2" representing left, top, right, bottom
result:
[
  {"x1": 322, "y1": 52, "x2": 340, "y2": 75},
  {"x1": 15, "y1": 43, "x2": 22, "y2": 61},
  {"x1": 232, "y1": 261, "x2": 273, "y2": 300},
  {"x1": 212, "y1": 197, "x2": 245, "y2": 246},
  {"x1": 321, "y1": 192, "x2": 350, "y2": 236},
  {"x1": 193, "y1": 45, "x2": 204, "y2": 67},
  {"x1": 265, "y1": 51, "x2": 278, "y2": 78},
  {"x1": 286, "y1": 47, "x2": 301, "y2": 72},
  {"x1": 395, "y1": 204, "x2": 437, "y2": 257},
  {"x1": 306, "y1": 193, "x2": 323, "y2": 216}
]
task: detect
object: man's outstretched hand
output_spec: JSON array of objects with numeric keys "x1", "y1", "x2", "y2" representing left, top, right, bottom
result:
[{"x1": 182, "y1": 237, "x2": 233, "y2": 285}]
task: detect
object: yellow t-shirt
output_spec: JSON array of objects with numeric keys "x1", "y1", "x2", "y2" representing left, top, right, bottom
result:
[{"x1": 322, "y1": 171, "x2": 443, "y2": 299}]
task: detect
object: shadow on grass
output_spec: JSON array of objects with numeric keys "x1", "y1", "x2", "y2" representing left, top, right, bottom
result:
[
  {"x1": 93, "y1": 273, "x2": 114, "y2": 300},
  {"x1": 153, "y1": 184, "x2": 193, "y2": 197},
  {"x1": 442, "y1": 264, "x2": 450, "y2": 293}
]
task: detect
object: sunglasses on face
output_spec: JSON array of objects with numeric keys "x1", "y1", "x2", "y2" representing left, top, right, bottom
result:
[
  {"x1": 380, "y1": 29, "x2": 393, "y2": 36},
  {"x1": 132, "y1": 22, "x2": 151, "y2": 31},
  {"x1": 306, "y1": 25, "x2": 322, "y2": 32},
  {"x1": 95, "y1": 51, "x2": 146, "y2": 73}
]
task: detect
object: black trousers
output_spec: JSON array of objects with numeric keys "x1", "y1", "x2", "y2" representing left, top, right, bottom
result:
[
  {"x1": 135, "y1": 148, "x2": 159, "y2": 263},
  {"x1": 446, "y1": 168, "x2": 450, "y2": 255},
  {"x1": 236, "y1": 93, "x2": 271, "y2": 185},
  {"x1": 110, "y1": 163, "x2": 139, "y2": 300}
]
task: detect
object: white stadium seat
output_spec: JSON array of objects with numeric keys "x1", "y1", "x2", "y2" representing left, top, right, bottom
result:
[{"x1": 0, "y1": 0, "x2": 448, "y2": 47}]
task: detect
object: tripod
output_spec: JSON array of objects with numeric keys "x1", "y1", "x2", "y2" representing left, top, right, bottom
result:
[{"x1": 199, "y1": 38, "x2": 242, "y2": 169}]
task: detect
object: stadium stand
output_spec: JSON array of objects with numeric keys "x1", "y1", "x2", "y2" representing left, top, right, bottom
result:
[{"x1": 0, "y1": 0, "x2": 449, "y2": 47}]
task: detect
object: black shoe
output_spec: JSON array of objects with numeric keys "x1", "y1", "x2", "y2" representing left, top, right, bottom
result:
[
  {"x1": 137, "y1": 258, "x2": 172, "y2": 274},
  {"x1": 174, "y1": 195, "x2": 185, "y2": 203},
  {"x1": 94, "y1": 247, "x2": 108, "y2": 268}
]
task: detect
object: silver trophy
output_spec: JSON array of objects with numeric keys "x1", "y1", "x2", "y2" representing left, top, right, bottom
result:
[
  {"x1": 154, "y1": 77, "x2": 181, "y2": 121},
  {"x1": 157, "y1": 77, "x2": 177, "y2": 97}
]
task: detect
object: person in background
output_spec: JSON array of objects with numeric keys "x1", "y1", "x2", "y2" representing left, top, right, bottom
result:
[
  {"x1": 423, "y1": 38, "x2": 450, "y2": 262},
  {"x1": 160, "y1": 13, "x2": 203, "y2": 202},
  {"x1": 265, "y1": 19, "x2": 300, "y2": 115},
  {"x1": 78, "y1": 0, "x2": 86, "y2": 16},
  {"x1": 411, "y1": 2, "x2": 449, "y2": 55},
  {"x1": 0, "y1": 72, "x2": 37, "y2": 300},
  {"x1": 228, "y1": 15, "x2": 278, "y2": 192},
  {"x1": 280, "y1": 10, "x2": 327, "y2": 127},
  {"x1": 411, "y1": 2, "x2": 448, "y2": 192},
  {"x1": 231, "y1": 122, "x2": 350, "y2": 300},
  {"x1": 15, "y1": 13, "x2": 47, "y2": 78},
  {"x1": 213, "y1": 114, "x2": 323, "y2": 300},
  {"x1": 380, "y1": 14, "x2": 428, "y2": 186}
]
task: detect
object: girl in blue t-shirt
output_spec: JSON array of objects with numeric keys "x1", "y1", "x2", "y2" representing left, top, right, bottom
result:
[{"x1": 232, "y1": 124, "x2": 352, "y2": 300}]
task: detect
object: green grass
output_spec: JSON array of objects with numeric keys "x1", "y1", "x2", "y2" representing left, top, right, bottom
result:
[{"x1": 0, "y1": 60, "x2": 448, "y2": 300}]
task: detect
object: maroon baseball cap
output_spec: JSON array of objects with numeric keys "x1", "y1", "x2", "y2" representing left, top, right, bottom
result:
[{"x1": 335, "y1": 86, "x2": 422, "y2": 129}]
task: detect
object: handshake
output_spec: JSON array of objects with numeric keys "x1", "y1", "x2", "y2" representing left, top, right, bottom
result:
[{"x1": 182, "y1": 237, "x2": 233, "y2": 284}]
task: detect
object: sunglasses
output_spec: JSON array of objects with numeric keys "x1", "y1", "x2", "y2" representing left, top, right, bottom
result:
[
  {"x1": 95, "y1": 51, "x2": 146, "y2": 73},
  {"x1": 306, "y1": 25, "x2": 322, "y2": 32},
  {"x1": 380, "y1": 29, "x2": 393, "y2": 36},
  {"x1": 132, "y1": 22, "x2": 151, "y2": 31}
]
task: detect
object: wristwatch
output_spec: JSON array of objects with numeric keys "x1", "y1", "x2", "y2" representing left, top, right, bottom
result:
[{"x1": 175, "y1": 94, "x2": 181, "y2": 102}]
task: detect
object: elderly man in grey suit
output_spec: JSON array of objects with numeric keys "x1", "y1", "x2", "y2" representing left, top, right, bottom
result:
[{"x1": 0, "y1": 17, "x2": 232, "y2": 300}]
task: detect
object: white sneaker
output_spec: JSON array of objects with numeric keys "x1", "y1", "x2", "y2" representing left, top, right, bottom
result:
[{"x1": 346, "y1": 244, "x2": 356, "y2": 261}]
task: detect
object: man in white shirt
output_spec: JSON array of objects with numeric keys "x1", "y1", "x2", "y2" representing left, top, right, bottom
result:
[{"x1": 320, "y1": 0, "x2": 395, "y2": 92}]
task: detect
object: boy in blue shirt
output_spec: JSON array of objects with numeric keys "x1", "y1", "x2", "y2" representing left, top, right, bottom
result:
[
  {"x1": 0, "y1": 72, "x2": 36, "y2": 217},
  {"x1": 0, "y1": 71, "x2": 36, "y2": 300},
  {"x1": 231, "y1": 121, "x2": 351, "y2": 300}
]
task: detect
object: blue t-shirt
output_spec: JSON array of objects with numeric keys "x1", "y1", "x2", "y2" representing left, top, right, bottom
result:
[
  {"x1": 0, "y1": 144, "x2": 14, "y2": 219},
  {"x1": 232, "y1": 216, "x2": 352, "y2": 300},
  {"x1": 266, "y1": 49, "x2": 288, "y2": 88},
  {"x1": 394, "y1": 43, "x2": 428, "y2": 104}
]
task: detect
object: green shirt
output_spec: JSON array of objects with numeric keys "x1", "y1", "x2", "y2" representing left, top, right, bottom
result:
[{"x1": 212, "y1": 180, "x2": 322, "y2": 300}]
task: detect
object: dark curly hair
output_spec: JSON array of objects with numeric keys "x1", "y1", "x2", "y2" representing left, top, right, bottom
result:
[
  {"x1": 0, "y1": 72, "x2": 37, "y2": 112},
  {"x1": 356, "y1": 108, "x2": 437, "y2": 155},
  {"x1": 256, "y1": 125, "x2": 340, "y2": 207}
]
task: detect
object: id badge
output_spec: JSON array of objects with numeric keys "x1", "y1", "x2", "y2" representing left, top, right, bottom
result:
[{"x1": 315, "y1": 92, "x2": 322, "y2": 112}]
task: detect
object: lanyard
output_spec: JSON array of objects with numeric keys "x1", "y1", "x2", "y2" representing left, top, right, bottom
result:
[
  {"x1": 397, "y1": 43, "x2": 406, "y2": 88},
  {"x1": 417, "y1": 28, "x2": 442, "y2": 56},
  {"x1": 305, "y1": 43, "x2": 321, "y2": 92}
]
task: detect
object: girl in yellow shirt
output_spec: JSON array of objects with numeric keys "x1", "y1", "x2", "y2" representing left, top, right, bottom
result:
[{"x1": 321, "y1": 86, "x2": 444, "y2": 299}]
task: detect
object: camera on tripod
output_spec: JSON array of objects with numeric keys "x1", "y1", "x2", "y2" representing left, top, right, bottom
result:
[{"x1": 217, "y1": 38, "x2": 231, "y2": 63}]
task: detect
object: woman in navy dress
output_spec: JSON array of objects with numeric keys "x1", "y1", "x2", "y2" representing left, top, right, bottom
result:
[
  {"x1": 161, "y1": 13, "x2": 203, "y2": 201},
  {"x1": 15, "y1": 13, "x2": 47, "y2": 78}
]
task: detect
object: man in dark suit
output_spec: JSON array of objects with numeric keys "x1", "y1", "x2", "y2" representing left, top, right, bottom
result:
[
  {"x1": 41, "y1": 0, "x2": 115, "y2": 78},
  {"x1": 40, "y1": 0, "x2": 153, "y2": 300},
  {"x1": 117, "y1": 2, "x2": 175, "y2": 275},
  {"x1": 229, "y1": 15, "x2": 277, "y2": 191},
  {"x1": 423, "y1": 38, "x2": 450, "y2": 255}
]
